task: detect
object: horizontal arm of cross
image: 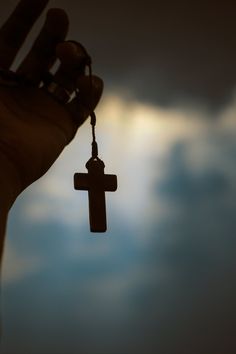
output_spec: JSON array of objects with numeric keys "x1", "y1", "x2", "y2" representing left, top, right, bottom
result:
[
  {"x1": 74, "y1": 173, "x2": 117, "y2": 192},
  {"x1": 74, "y1": 173, "x2": 89, "y2": 190},
  {"x1": 104, "y1": 174, "x2": 117, "y2": 191}
]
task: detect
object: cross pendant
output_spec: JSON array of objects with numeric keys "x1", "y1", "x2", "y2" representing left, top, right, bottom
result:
[{"x1": 74, "y1": 158, "x2": 117, "y2": 232}]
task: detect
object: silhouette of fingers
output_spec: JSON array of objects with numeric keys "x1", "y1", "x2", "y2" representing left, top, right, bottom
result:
[
  {"x1": 48, "y1": 41, "x2": 103, "y2": 127},
  {"x1": 53, "y1": 41, "x2": 91, "y2": 93},
  {"x1": 17, "y1": 8, "x2": 69, "y2": 85},
  {"x1": 0, "y1": 0, "x2": 49, "y2": 69},
  {"x1": 68, "y1": 75, "x2": 104, "y2": 128}
]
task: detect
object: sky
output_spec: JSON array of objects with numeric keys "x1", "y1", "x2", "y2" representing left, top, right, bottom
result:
[{"x1": 1, "y1": 1, "x2": 236, "y2": 354}]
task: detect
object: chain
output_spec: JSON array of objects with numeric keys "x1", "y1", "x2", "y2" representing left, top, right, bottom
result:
[
  {"x1": 90, "y1": 111, "x2": 98, "y2": 158},
  {"x1": 88, "y1": 63, "x2": 98, "y2": 159}
]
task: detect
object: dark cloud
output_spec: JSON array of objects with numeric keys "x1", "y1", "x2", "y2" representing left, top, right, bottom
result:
[
  {"x1": 61, "y1": 0, "x2": 236, "y2": 109},
  {"x1": 2, "y1": 0, "x2": 236, "y2": 109},
  {"x1": 146, "y1": 139, "x2": 236, "y2": 353}
]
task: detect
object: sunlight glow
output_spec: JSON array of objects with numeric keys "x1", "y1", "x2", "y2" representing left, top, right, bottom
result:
[
  {"x1": 3, "y1": 93, "x2": 236, "y2": 285},
  {"x1": 17, "y1": 94, "x2": 236, "y2": 227}
]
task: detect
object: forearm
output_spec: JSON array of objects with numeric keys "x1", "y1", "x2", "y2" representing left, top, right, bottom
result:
[{"x1": 0, "y1": 151, "x2": 22, "y2": 265}]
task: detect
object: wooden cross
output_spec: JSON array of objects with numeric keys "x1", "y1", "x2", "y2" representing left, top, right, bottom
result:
[{"x1": 74, "y1": 158, "x2": 117, "y2": 232}]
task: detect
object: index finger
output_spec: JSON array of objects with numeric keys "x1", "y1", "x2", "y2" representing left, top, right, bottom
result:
[{"x1": 0, "y1": 0, "x2": 49, "y2": 69}]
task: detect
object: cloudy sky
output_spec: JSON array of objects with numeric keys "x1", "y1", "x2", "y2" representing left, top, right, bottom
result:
[{"x1": 1, "y1": 1, "x2": 236, "y2": 354}]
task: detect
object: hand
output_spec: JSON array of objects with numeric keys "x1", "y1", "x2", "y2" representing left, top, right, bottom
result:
[{"x1": 0, "y1": 0, "x2": 103, "y2": 205}]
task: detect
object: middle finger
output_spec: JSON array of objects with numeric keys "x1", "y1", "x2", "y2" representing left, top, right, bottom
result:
[
  {"x1": 17, "y1": 8, "x2": 69, "y2": 85},
  {"x1": 0, "y1": 0, "x2": 49, "y2": 69}
]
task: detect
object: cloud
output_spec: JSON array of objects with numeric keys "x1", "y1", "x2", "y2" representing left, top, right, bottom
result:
[
  {"x1": 140, "y1": 108, "x2": 236, "y2": 353},
  {"x1": 1, "y1": 240, "x2": 42, "y2": 285},
  {"x1": 156, "y1": 142, "x2": 229, "y2": 203},
  {"x1": 2, "y1": 94, "x2": 236, "y2": 354},
  {"x1": 17, "y1": 95, "x2": 209, "y2": 227}
]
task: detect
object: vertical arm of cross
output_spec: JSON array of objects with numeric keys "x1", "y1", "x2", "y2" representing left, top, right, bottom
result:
[{"x1": 74, "y1": 160, "x2": 118, "y2": 233}]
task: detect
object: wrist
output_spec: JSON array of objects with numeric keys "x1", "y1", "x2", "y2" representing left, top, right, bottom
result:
[{"x1": 0, "y1": 151, "x2": 22, "y2": 212}]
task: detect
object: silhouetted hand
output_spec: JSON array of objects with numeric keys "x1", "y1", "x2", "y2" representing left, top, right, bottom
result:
[{"x1": 0, "y1": 0, "x2": 103, "y2": 205}]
